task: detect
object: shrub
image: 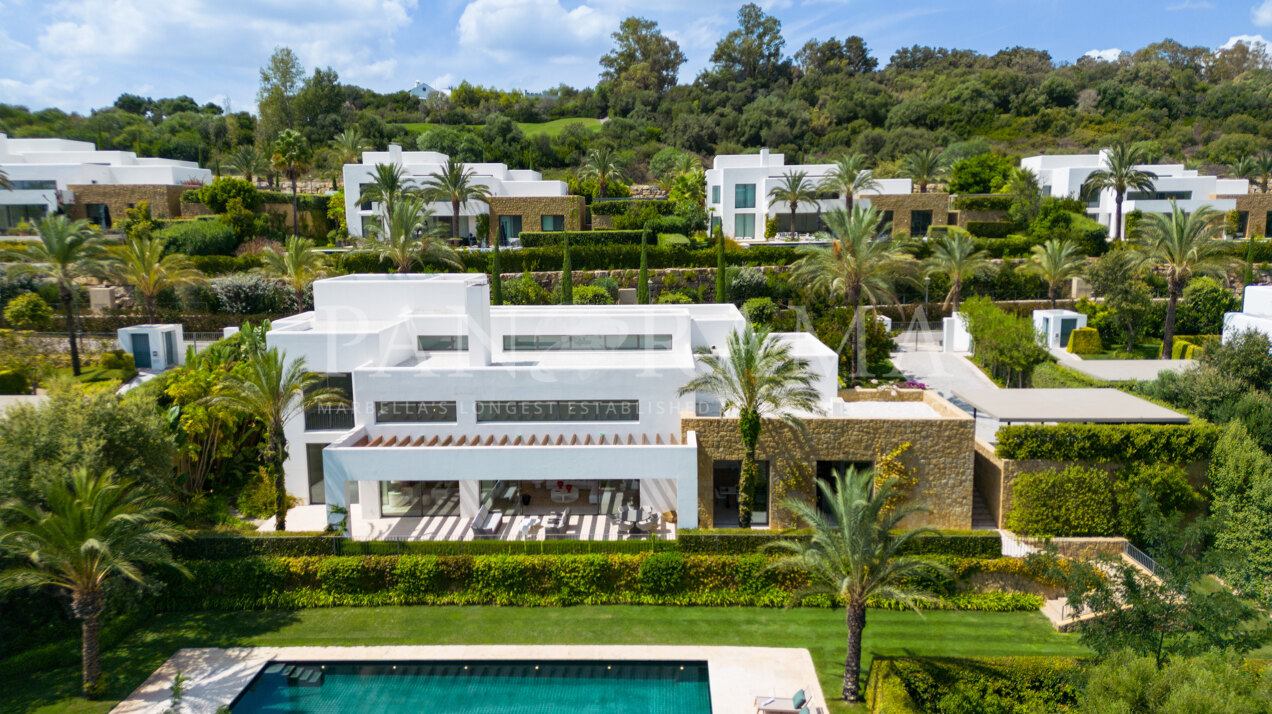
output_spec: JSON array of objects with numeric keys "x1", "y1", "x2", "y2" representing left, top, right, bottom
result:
[
  {"x1": 187, "y1": 254, "x2": 263, "y2": 276},
  {"x1": 1065, "y1": 326, "x2": 1102, "y2": 354},
  {"x1": 0, "y1": 369, "x2": 30, "y2": 395},
  {"x1": 637, "y1": 552, "x2": 686, "y2": 595},
  {"x1": 156, "y1": 220, "x2": 240, "y2": 256},
  {"x1": 569, "y1": 285, "x2": 614, "y2": 305},
  {"x1": 501, "y1": 274, "x2": 551, "y2": 305},
  {"x1": 884, "y1": 657, "x2": 1083, "y2": 713},
  {"x1": 741, "y1": 297, "x2": 777, "y2": 325},
  {"x1": 210, "y1": 274, "x2": 291, "y2": 314},
  {"x1": 952, "y1": 195, "x2": 1013, "y2": 211},
  {"x1": 99, "y1": 350, "x2": 135, "y2": 371},
  {"x1": 677, "y1": 530, "x2": 1002, "y2": 558},
  {"x1": 259, "y1": 191, "x2": 328, "y2": 212},
  {"x1": 237, "y1": 467, "x2": 286, "y2": 519},
  {"x1": 655, "y1": 292, "x2": 692, "y2": 304},
  {"x1": 995, "y1": 423, "x2": 1218, "y2": 463},
  {"x1": 2, "y1": 293, "x2": 53, "y2": 330},
  {"x1": 589, "y1": 200, "x2": 674, "y2": 217},
  {"x1": 589, "y1": 276, "x2": 620, "y2": 300},
  {"x1": 727, "y1": 267, "x2": 768, "y2": 303},
  {"x1": 965, "y1": 221, "x2": 1015, "y2": 238},
  {"x1": 194, "y1": 177, "x2": 262, "y2": 213},
  {"x1": 1029, "y1": 362, "x2": 1107, "y2": 388},
  {"x1": 972, "y1": 234, "x2": 1040, "y2": 258},
  {"x1": 1007, "y1": 466, "x2": 1116, "y2": 537},
  {"x1": 518, "y1": 230, "x2": 643, "y2": 248},
  {"x1": 1171, "y1": 335, "x2": 1204, "y2": 360},
  {"x1": 1113, "y1": 463, "x2": 1201, "y2": 543},
  {"x1": 1178, "y1": 276, "x2": 1239, "y2": 335}
]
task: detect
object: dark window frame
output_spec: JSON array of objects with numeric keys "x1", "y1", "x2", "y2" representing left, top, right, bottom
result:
[
  {"x1": 501, "y1": 334, "x2": 673, "y2": 351},
  {"x1": 304, "y1": 373, "x2": 354, "y2": 431},
  {"x1": 416, "y1": 335, "x2": 469, "y2": 351}
]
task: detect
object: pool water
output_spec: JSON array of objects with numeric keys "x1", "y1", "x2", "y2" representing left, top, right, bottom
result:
[{"x1": 231, "y1": 660, "x2": 712, "y2": 713}]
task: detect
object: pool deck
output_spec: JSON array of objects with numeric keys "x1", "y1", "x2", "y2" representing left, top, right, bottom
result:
[{"x1": 110, "y1": 644, "x2": 828, "y2": 714}]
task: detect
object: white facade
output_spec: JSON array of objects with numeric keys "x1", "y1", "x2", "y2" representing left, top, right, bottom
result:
[
  {"x1": 117, "y1": 324, "x2": 186, "y2": 372},
  {"x1": 1032, "y1": 309, "x2": 1088, "y2": 349},
  {"x1": 705, "y1": 148, "x2": 912, "y2": 239},
  {"x1": 1021, "y1": 151, "x2": 1248, "y2": 237},
  {"x1": 265, "y1": 274, "x2": 841, "y2": 536},
  {"x1": 1224, "y1": 285, "x2": 1272, "y2": 346},
  {"x1": 342, "y1": 145, "x2": 570, "y2": 240},
  {"x1": 0, "y1": 133, "x2": 211, "y2": 228}
]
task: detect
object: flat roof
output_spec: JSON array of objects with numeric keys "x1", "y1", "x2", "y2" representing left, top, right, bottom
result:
[
  {"x1": 952, "y1": 388, "x2": 1190, "y2": 424},
  {"x1": 1063, "y1": 359, "x2": 1197, "y2": 382}
]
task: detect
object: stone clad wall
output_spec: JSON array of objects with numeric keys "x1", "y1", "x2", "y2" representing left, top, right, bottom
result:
[
  {"x1": 866, "y1": 193, "x2": 951, "y2": 235},
  {"x1": 682, "y1": 390, "x2": 975, "y2": 530},
  {"x1": 68, "y1": 184, "x2": 189, "y2": 226},
  {"x1": 488, "y1": 195, "x2": 586, "y2": 243}
]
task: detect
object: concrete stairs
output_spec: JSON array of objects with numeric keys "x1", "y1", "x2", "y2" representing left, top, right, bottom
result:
[{"x1": 971, "y1": 489, "x2": 996, "y2": 530}]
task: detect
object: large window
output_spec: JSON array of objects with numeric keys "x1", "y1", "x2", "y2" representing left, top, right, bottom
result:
[
  {"x1": 10, "y1": 179, "x2": 56, "y2": 190},
  {"x1": 374, "y1": 401, "x2": 458, "y2": 423},
  {"x1": 306, "y1": 443, "x2": 328, "y2": 504},
  {"x1": 380, "y1": 480, "x2": 459, "y2": 518},
  {"x1": 417, "y1": 335, "x2": 468, "y2": 351},
  {"x1": 502, "y1": 334, "x2": 672, "y2": 351},
  {"x1": 910, "y1": 210, "x2": 933, "y2": 237},
  {"x1": 734, "y1": 213, "x2": 756, "y2": 239},
  {"x1": 735, "y1": 183, "x2": 756, "y2": 209},
  {"x1": 304, "y1": 373, "x2": 354, "y2": 431},
  {"x1": 775, "y1": 213, "x2": 825, "y2": 235},
  {"x1": 498, "y1": 215, "x2": 523, "y2": 243},
  {"x1": 1126, "y1": 190, "x2": 1192, "y2": 201},
  {"x1": 712, "y1": 186, "x2": 721, "y2": 204},
  {"x1": 541, "y1": 214, "x2": 565, "y2": 231},
  {"x1": 476, "y1": 400, "x2": 640, "y2": 422}
]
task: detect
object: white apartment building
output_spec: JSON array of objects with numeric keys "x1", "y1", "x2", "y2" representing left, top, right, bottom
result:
[
  {"x1": 0, "y1": 133, "x2": 210, "y2": 229},
  {"x1": 1021, "y1": 151, "x2": 1250, "y2": 237},
  {"x1": 342, "y1": 145, "x2": 574, "y2": 241},
  {"x1": 705, "y1": 149, "x2": 913, "y2": 239}
]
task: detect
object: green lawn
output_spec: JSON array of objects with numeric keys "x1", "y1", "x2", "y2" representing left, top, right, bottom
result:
[
  {"x1": 1078, "y1": 339, "x2": 1164, "y2": 360},
  {"x1": 50, "y1": 367, "x2": 136, "y2": 385},
  {"x1": 397, "y1": 117, "x2": 602, "y2": 139},
  {"x1": 7, "y1": 606, "x2": 1085, "y2": 714}
]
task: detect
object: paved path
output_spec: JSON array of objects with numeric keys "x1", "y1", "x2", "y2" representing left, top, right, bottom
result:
[{"x1": 890, "y1": 329, "x2": 1001, "y2": 442}]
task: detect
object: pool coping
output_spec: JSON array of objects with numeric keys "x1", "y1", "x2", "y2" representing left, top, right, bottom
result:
[{"x1": 108, "y1": 644, "x2": 828, "y2": 714}]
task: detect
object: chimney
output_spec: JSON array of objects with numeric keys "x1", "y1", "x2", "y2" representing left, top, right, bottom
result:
[
  {"x1": 389, "y1": 143, "x2": 403, "y2": 164},
  {"x1": 759, "y1": 147, "x2": 769, "y2": 165}
]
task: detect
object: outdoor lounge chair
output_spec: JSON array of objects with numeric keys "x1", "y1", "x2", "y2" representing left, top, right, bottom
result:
[
  {"x1": 755, "y1": 689, "x2": 807, "y2": 714},
  {"x1": 470, "y1": 506, "x2": 504, "y2": 536},
  {"x1": 544, "y1": 507, "x2": 571, "y2": 535}
]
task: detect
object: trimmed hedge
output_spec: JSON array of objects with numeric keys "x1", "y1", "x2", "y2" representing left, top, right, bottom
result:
[
  {"x1": 589, "y1": 199, "x2": 674, "y2": 216},
  {"x1": 519, "y1": 230, "x2": 643, "y2": 248},
  {"x1": 0, "y1": 369, "x2": 30, "y2": 394},
  {"x1": 865, "y1": 659, "x2": 922, "y2": 713},
  {"x1": 879, "y1": 657, "x2": 1084, "y2": 713},
  {"x1": 677, "y1": 530, "x2": 1002, "y2": 558},
  {"x1": 155, "y1": 220, "x2": 240, "y2": 256},
  {"x1": 995, "y1": 423, "x2": 1219, "y2": 463},
  {"x1": 1171, "y1": 334, "x2": 1207, "y2": 360},
  {"x1": 966, "y1": 221, "x2": 1016, "y2": 239},
  {"x1": 952, "y1": 195, "x2": 1013, "y2": 212},
  {"x1": 1066, "y1": 326, "x2": 1102, "y2": 354},
  {"x1": 973, "y1": 235, "x2": 1041, "y2": 258},
  {"x1": 154, "y1": 554, "x2": 1046, "y2": 611},
  {"x1": 336, "y1": 245, "x2": 803, "y2": 275},
  {"x1": 188, "y1": 254, "x2": 264, "y2": 276},
  {"x1": 1006, "y1": 466, "x2": 1117, "y2": 537},
  {"x1": 174, "y1": 535, "x2": 675, "y2": 560}
]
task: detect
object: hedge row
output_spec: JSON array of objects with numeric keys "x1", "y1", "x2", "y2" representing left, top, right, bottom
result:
[
  {"x1": 995, "y1": 423, "x2": 1219, "y2": 463},
  {"x1": 154, "y1": 554, "x2": 1047, "y2": 611},
  {"x1": 966, "y1": 221, "x2": 1016, "y2": 239},
  {"x1": 173, "y1": 535, "x2": 675, "y2": 560},
  {"x1": 589, "y1": 199, "x2": 674, "y2": 216},
  {"x1": 518, "y1": 230, "x2": 644, "y2": 248},
  {"x1": 871, "y1": 657, "x2": 1084, "y2": 713},
  {"x1": 333, "y1": 244, "x2": 803, "y2": 275},
  {"x1": 189, "y1": 254, "x2": 265, "y2": 276},
  {"x1": 677, "y1": 530, "x2": 1002, "y2": 558},
  {"x1": 952, "y1": 195, "x2": 1013, "y2": 212}
]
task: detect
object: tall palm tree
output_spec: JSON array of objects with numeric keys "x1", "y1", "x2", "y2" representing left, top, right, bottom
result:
[
  {"x1": 820, "y1": 153, "x2": 878, "y2": 212},
  {"x1": 0, "y1": 467, "x2": 187, "y2": 696},
  {"x1": 925, "y1": 228, "x2": 991, "y2": 312},
  {"x1": 271, "y1": 129, "x2": 311, "y2": 238},
  {"x1": 1025, "y1": 238, "x2": 1086, "y2": 308},
  {"x1": 1131, "y1": 202, "x2": 1235, "y2": 358},
  {"x1": 765, "y1": 468, "x2": 948, "y2": 703},
  {"x1": 678, "y1": 324, "x2": 821, "y2": 528},
  {"x1": 422, "y1": 157, "x2": 492, "y2": 242},
  {"x1": 330, "y1": 129, "x2": 370, "y2": 168},
  {"x1": 1082, "y1": 140, "x2": 1157, "y2": 241},
  {"x1": 768, "y1": 170, "x2": 820, "y2": 240},
  {"x1": 0, "y1": 167, "x2": 11, "y2": 190},
  {"x1": 206, "y1": 349, "x2": 346, "y2": 531},
  {"x1": 103, "y1": 235, "x2": 203, "y2": 322},
  {"x1": 225, "y1": 144, "x2": 269, "y2": 184},
  {"x1": 670, "y1": 168, "x2": 706, "y2": 207},
  {"x1": 359, "y1": 162, "x2": 417, "y2": 227},
  {"x1": 259, "y1": 236, "x2": 327, "y2": 308},
  {"x1": 1230, "y1": 154, "x2": 1259, "y2": 184},
  {"x1": 362, "y1": 195, "x2": 459, "y2": 273},
  {"x1": 793, "y1": 205, "x2": 914, "y2": 377},
  {"x1": 579, "y1": 146, "x2": 625, "y2": 198},
  {"x1": 2, "y1": 216, "x2": 105, "y2": 375},
  {"x1": 1254, "y1": 151, "x2": 1272, "y2": 194},
  {"x1": 902, "y1": 148, "x2": 948, "y2": 193}
]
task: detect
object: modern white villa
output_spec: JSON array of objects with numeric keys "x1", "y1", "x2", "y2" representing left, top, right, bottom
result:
[
  {"x1": 1021, "y1": 151, "x2": 1251, "y2": 236},
  {"x1": 705, "y1": 149, "x2": 912, "y2": 239},
  {"x1": 342, "y1": 145, "x2": 579, "y2": 243},
  {"x1": 266, "y1": 274, "x2": 976, "y2": 540}
]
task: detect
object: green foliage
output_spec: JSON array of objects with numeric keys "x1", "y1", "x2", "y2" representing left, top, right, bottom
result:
[
  {"x1": 995, "y1": 423, "x2": 1219, "y2": 463},
  {"x1": 1029, "y1": 362, "x2": 1108, "y2": 389},
  {"x1": 501, "y1": 273, "x2": 551, "y2": 305},
  {"x1": 518, "y1": 230, "x2": 643, "y2": 247},
  {"x1": 2, "y1": 292, "x2": 53, "y2": 330},
  {"x1": 637, "y1": 552, "x2": 686, "y2": 595},
  {"x1": 678, "y1": 530, "x2": 1002, "y2": 558},
  {"x1": 568, "y1": 284, "x2": 613, "y2": 305},
  {"x1": 1208, "y1": 422, "x2": 1272, "y2": 606},
  {"x1": 589, "y1": 199, "x2": 675, "y2": 217},
  {"x1": 98, "y1": 350, "x2": 135, "y2": 371},
  {"x1": 883, "y1": 657, "x2": 1082, "y2": 714},
  {"x1": 209, "y1": 274, "x2": 292, "y2": 314},
  {"x1": 0, "y1": 369, "x2": 31, "y2": 395},
  {"x1": 155, "y1": 220, "x2": 240, "y2": 256},
  {"x1": 951, "y1": 195, "x2": 1012, "y2": 211},
  {"x1": 195, "y1": 177, "x2": 262, "y2": 213},
  {"x1": 960, "y1": 296, "x2": 1048, "y2": 387},
  {"x1": 1113, "y1": 463, "x2": 1201, "y2": 544},
  {"x1": 589, "y1": 276, "x2": 620, "y2": 300},
  {"x1": 1081, "y1": 651, "x2": 1272, "y2": 714},
  {"x1": 638, "y1": 227, "x2": 650, "y2": 304},
  {"x1": 727, "y1": 266, "x2": 769, "y2": 303},
  {"x1": 655, "y1": 292, "x2": 692, "y2": 304},
  {"x1": 1007, "y1": 466, "x2": 1117, "y2": 537},
  {"x1": 1178, "y1": 276, "x2": 1239, "y2": 335},
  {"x1": 220, "y1": 197, "x2": 269, "y2": 243},
  {"x1": 1065, "y1": 327, "x2": 1102, "y2": 355},
  {"x1": 237, "y1": 467, "x2": 284, "y2": 520},
  {"x1": 964, "y1": 221, "x2": 1014, "y2": 238},
  {"x1": 258, "y1": 191, "x2": 328, "y2": 212},
  {"x1": 948, "y1": 153, "x2": 1016, "y2": 194},
  {"x1": 741, "y1": 297, "x2": 777, "y2": 325}
]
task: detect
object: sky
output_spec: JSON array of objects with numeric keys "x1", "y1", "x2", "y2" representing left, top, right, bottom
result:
[{"x1": 0, "y1": 0, "x2": 1269, "y2": 115}]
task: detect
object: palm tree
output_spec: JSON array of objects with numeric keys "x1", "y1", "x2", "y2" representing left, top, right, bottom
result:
[
  {"x1": 330, "y1": 129, "x2": 370, "y2": 168},
  {"x1": 362, "y1": 195, "x2": 459, "y2": 273},
  {"x1": 1025, "y1": 238, "x2": 1086, "y2": 308},
  {"x1": 422, "y1": 157, "x2": 492, "y2": 242},
  {"x1": 820, "y1": 154, "x2": 878, "y2": 212},
  {"x1": 271, "y1": 129, "x2": 311, "y2": 238},
  {"x1": 579, "y1": 146, "x2": 625, "y2": 198},
  {"x1": 0, "y1": 167, "x2": 11, "y2": 190},
  {"x1": 1, "y1": 216, "x2": 105, "y2": 375},
  {"x1": 1230, "y1": 154, "x2": 1259, "y2": 184},
  {"x1": 925, "y1": 228, "x2": 991, "y2": 312},
  {"x1": 764, "y1": 468, "x2": 948, "y2": 702},
  {"x1": 1254, "y1": 152, "x2": 1272, "y2": 194},
  {"x1": 768, "y1": 170, "x2": 820, "y2": 240},
  {"x1": 1131, "y1": 202, "x2": 1235, "y2": 358},
  {"x1": 359, "y1": 162, "x2": 417, "y2": 227},
  {"x1": 678, "y1": 324, "x2": 821, "y2": 528},
  {"x1": 1082, "y1": 140, "x2": 1157, "y2": 241},
  {"x1": 793, "y1": 206, "x2": 914, "y2": 377},
  {"x1": 103, "y1": 235, "x2": 203, "y2": 322},
  {"x1": 902, "y1": 149, "x2": 947, "y2": 193},
  {"x1": 0, "y1": 467, "x2": 187, "y2": 696},
  {"x1": 260, "y1": 236, "x2": 327, "y2": 308},
  {"x1": 225, "y1": 144, "x2": 269, "y2": 184},
  {"x1": 206, "y1": 349, "x2": 347, "y2": 531}
]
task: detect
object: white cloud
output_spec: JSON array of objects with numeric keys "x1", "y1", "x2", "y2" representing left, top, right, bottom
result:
[
  {"x1": 429, "y1": 74, "x2": 457, "y2": 91},
  {"x1": 1166, "y1": 0, "x2": 1212, "y2": 9},
  {"x1": 1084, "y1": 48, "x2": 1123, "y2": 62},
  {"x1": 457, "y1": 0, "x2": 615, "y2": 64},
  {"x1": 1222, "y1": 33, "x2": 1271, "y2": 50},
  {"x1": 1255, "y1": 0, "x2": 1272, "y2": 26}
]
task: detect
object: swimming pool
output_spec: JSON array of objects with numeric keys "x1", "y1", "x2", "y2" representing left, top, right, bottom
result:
[{"x1": 230, "y1": 659, "x2": 712, "y2": 713}]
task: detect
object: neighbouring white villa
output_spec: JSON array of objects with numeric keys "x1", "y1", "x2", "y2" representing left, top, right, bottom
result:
[
  {"x1": 705, "y1": 149, "x2": 913, "y2": 239},
  {"x1": 0, "y1": 133, "x2": 210, "y2": 230},
  {"x1": 1224, "y1": 285, "x2": 1272, "y2": 346},
  {"x1": 1021, "y1": 151, "x2": 1251, "y2": 237},
  {"x1": 266, "y1": 274, "x2": 977, "y2": 541},
  {"x1": 342, "y1": 145, "x2": 580, "y2": 243}
]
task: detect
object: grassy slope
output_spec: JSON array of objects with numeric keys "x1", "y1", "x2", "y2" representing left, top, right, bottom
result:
[
  {"x1": 8, "y1": 606, "x2": 1085, "y2": 714},
  {"x1": 397, "y1": 117, "x2": 601, "y2": 139}
]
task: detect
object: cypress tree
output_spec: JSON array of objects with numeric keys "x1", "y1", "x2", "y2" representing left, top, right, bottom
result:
[
  {"x1": 490, "y1": 236, "x2": 503, "y2": 305},
  {"x1": 560, "y1": 232, "x2": 573, "y2": 304},
  {"x1": 638, "y1": 225, "x2": 650, "y2": 304},
  {"x1": 715, "y1": 233, "x2": 727, "y2": 303}
]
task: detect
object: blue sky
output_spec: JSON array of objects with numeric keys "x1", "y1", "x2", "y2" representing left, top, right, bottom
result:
[{"x1": 0, "y1": 0, "x2": 1268, "y2": 114}]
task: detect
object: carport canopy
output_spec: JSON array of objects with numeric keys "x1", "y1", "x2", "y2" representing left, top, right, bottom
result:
[{"x1": 952, "y1": 388, "x2": 1190, "y2": 424}]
